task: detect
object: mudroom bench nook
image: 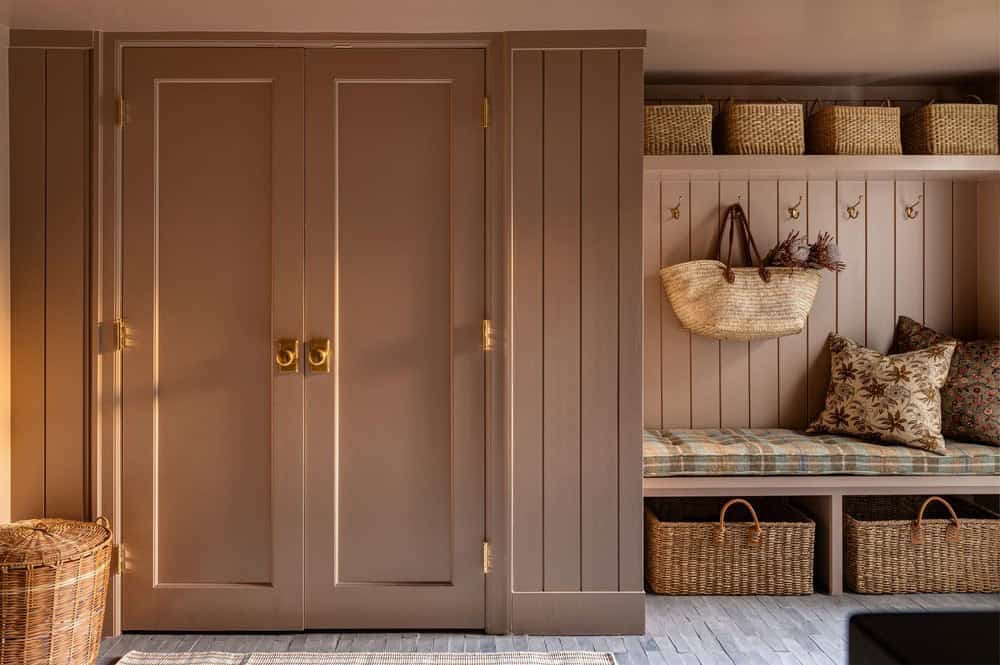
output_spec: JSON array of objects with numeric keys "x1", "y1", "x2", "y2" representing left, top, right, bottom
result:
[{"x1": 642, "y1": 428, "x2": 1000, "y2": 595}]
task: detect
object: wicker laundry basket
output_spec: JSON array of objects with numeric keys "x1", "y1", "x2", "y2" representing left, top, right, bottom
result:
[
  {"x1": 644, "y1": 104, "x2": 713, "y2": 154},
  {"x1": 718, "y1": 101, "x2": 804, "y2": 154},
  {"x1": 0, "y1": 518, "x2": 113, "y2": 665},
  {"x1": 845, "y1": 496, "x2": 1000, "y2": 594},
  {"x1": 661, "y1": 202, "x2": 820, "y2": 340},
  {"x1": 645, "y1": 497, "x2": 815, "y2": 595},
  {"x1": 902, "y1": 98, "x2": 999, "y2": 155},
  {"x1": 807, "y1": 103, "x2": 902, "y2": 155}
]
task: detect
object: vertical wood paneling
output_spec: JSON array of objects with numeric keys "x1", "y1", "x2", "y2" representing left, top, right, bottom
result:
[
  {"x1": 689, "y1": 181, "x2": 721, "y2": 428},
  {"x1": 511, "y1": 50, "x2": 544, "y2": 593},
  {"x1": 719, "y1": 181, "x2": 750, "y2": 427},
  {"x1": 953, "y1": 181, "x2": 979, "y2": 339},
  {"x1": 10, "y1": 48, "x2": 46, "y2": 520},
  {"x1": 807, "y1": 180, "x2": 836, "y2": 421},
  {"x1": 979, "y1": 181, "x2": 1000, "y2": 339},
  {"x1": 579, "y1": 50, "x2": 618, "y2": 592},
  {"x1": 895, "y1": 180, "x2": 925, "y2": 324},
  {"x1": 617, "y1": 47, "x2": 644, "y2": 594},
  {"x1": 44, "y1": 50, "x2": 89, "y2": 520},
  {"x1": 924, "y1": 181, "x2": 953, "y2": 335},
  {"x1": 660, "y1": 180, "x2": 691, "y2": 428},
  {"x1": 778, "y1": 181, "x2": 809, "y2": 429},
  {"x1": 748, "y1": 180, "x2": 778, "y2": 427},
  {"x1": 866, "y1": 181, "x2": 896, "y2": 353},
  {"x1": 837, "y1": 181, "x2": 867, "y2": 344},
  {"x1": 541, "y1": 49, "x2": 581, "y2": 592},
  {"x1": 642, "y1": 178, "x2": 662, "y2": 429}
]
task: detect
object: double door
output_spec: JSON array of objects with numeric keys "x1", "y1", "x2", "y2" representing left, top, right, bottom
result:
[{"x1": 120, "y1": 46, "x2": 486, "y2": 630}]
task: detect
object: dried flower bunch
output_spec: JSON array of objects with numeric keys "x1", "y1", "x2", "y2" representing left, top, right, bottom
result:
[{"x1": 764, "y1": 231, "x2": 845, "y2": 272}]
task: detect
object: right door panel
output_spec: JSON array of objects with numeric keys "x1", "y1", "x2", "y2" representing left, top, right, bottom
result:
[{"x1": 304, "y1": 48, "x2": 486, "y2": 629}]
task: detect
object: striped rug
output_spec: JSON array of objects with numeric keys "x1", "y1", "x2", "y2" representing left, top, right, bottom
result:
[{"x1": 118, "y1": 653, "x2": 616, "y2": 665}]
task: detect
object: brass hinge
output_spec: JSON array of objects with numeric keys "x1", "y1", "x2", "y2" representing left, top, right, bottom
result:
[
  {"x1": 481, "y1": 96, "x2": 490, "y2": 129},
  {"x1": 113, "y1": 319, "x2": 134, "y2": 351},
  {"x1": 116, "y1": 96, "x2": 125, "y2": 128},
  {"x1": 482, "y1": 541, "x2": 492, "y2": 574},
  {"x1": 481, "y1": 319, "x2": 495, "y2": 352},
  {"x1": 112, "y1": 543, "x2": 125, "y2": 575}
]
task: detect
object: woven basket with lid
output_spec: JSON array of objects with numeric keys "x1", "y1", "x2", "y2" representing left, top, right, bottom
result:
[{"x1": 0, "y1": 518, "x2": 112, "y2": 665}]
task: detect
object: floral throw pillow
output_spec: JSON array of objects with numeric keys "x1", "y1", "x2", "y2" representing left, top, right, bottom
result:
[
  {"x1": 892, "y1": 315, "x2": 1000, "y2": 446},
  {"x1": 807, "y1": 333, "x2": 956, "y2": 454}
]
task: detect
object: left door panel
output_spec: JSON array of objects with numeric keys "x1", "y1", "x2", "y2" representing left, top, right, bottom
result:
[{"x1": 121, "y1": 47, "x2": 304, "y2": 630}]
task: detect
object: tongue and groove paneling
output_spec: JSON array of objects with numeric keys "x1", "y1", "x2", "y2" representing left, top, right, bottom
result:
[
  {"x1": 510, "y1": 37, "x2": 644, "y2": 634},
  {"x1": 642, "y1": 173, "x2": 985, "y2": 432}
]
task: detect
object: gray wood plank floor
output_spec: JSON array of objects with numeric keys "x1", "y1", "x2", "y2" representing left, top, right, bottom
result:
[{"x1": 99, "y1": 594, "x2": 1000, "y2": 665}]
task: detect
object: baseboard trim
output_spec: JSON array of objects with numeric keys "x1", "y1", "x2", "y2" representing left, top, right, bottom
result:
[{"x1": 511, "y1": 591, "x2": 645, "y2": 635}]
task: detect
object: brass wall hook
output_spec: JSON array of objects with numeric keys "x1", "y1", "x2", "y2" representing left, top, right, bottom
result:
[
  {"x1": 787, "y1": 195, "x2": 802, "y2": 220},
  {"x1": 904, "y1": 193, "x2": 923, "y2": 220},
  {"x1": 847, "y1": 194, "x2": 863, "y2": 220},
  {"x1": 668, "y1": 195, "x2": 684, "y2": 220}
]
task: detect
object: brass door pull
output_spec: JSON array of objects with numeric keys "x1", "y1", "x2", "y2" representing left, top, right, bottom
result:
[
  {"x1": 307, "y1": 338, "x2": 331, "y2": 373},
  {"x1": 275, "y1": 339, "x2": 300, "y2": 373}
]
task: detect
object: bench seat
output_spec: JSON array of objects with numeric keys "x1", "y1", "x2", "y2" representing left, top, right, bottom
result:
[{"x1": 644, "y1": 428, "x2": 1000, "y2": 477}]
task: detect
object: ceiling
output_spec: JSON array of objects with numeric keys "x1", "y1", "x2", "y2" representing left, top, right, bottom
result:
[{"x1": 8, "y1": 0, "x2": 1000, "y2": 84}]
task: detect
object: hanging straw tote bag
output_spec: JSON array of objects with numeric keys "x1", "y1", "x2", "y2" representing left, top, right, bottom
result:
[{"x1": 660, "y1": 202, "x2": 821, "y2": 340}]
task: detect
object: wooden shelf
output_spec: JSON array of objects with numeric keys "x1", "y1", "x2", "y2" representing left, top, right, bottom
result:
[{"x1": 644, "y1": 154, "x2": 1000, "y2": 181}]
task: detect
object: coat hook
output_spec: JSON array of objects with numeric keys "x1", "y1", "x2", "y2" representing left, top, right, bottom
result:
[
  {"x1": 787, "y1": 195, "x2": 802, "y2": 220},
  {"x1": 846, "y1": 194, "x2": 863, "y2": 220},
  {"x1": 668, "y1": 195, "x2": 684, "y2": 220},
  {"x1": 904, "y1": 193, "x2": 923, "y2": 220}
]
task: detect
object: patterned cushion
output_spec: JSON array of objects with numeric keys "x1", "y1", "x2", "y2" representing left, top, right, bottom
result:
[
  {"x1": 807, "y1": 333, "x2": 955, "y2": 454},
  {"x1": 892, "y1": 316, "x2": 1000, "y2": 446},
  {"x1": 643, "y1": 428, "x2": 1000, "y2": 477}
]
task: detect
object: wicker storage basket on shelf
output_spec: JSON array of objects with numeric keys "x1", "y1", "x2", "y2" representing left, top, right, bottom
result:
[
  {"x1": 807, "y1": 103, "x2": 902, "y2": 155},
  {"x1": 645, "y1": 497, "x2": 815, "y2": 595},
  {"x1": 718, "y1": 101, "x2": 805, "y2": 154},
  {"x1": 902, "y1": 98, "x2": 999, "y2": 155},
  {"x1": 644, "y1": 104, "x2": 714, "y2": 155},
  {"x1": 845, "y1": 496, "x2": 1000, "y2": 594},
  {"x1": 0, "y1": 518, "x2": 112, "y2": 665},
  {"x1": 660, "y1": 201, "x2": 820, "y2": 340}
]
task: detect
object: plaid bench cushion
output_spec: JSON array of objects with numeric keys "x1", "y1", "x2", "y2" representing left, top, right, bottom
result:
[{"x1": 643, "y1": 428, "x2": 1000, "y2": 476}]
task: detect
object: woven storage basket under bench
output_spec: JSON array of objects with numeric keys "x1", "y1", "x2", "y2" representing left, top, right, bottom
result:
[
  {"x1": 845, "y1": 495, "x2": 1000, "y2": 594},
  {"x1": 645, "y1": 497, "x2": 815, "y2": 595}
]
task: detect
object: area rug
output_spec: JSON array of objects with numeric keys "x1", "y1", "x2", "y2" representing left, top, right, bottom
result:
[{"x1": 118, "y1": 653, "x2": 616, "y2": 665}]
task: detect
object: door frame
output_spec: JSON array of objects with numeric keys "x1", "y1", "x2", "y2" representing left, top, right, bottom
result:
[{"x1": 92, "y1": 31, "x2": 511, "y2": 635}]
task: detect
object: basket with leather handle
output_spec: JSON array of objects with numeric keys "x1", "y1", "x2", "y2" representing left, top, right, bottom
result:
[
  {"x1": 845, "y1": 495, "x2": 1000, "y2": 594},
  {"x1": 660, "y1": 202, "x2": 821, "y2": 340},
  {"x1": 645, "y1": 497, "x2": 815, "y2": 595}
]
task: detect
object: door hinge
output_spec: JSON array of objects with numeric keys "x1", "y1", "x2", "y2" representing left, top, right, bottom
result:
[
  {"x1": 113, "y1": 318, "x2": 134, "y2": 352},
  {"x1": 481, "y1": 96, "x2": 490, "y2": 129},
  {"x1": 112, "y1": 543, "x2": 125, "y2": 575},
  {"x1": 116, "y1": 96, "x2": 125, "y2": 128},
  {"x1": 482, "y1": 541, "x2": 493, "y2": 574},
  {"x1": 481, "y1": 319, "x2": 495, "y2": 352}
]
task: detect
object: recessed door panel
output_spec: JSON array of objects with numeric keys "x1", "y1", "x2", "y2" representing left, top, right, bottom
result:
[
  {"x1": 337, "y1": 81, "x2": 454, "y2": 584},
  {"x1": 304, "y1": 48, "x2": 486, "y2": 628},
  {"x1": 121, "y1": 47, "x2": 304, "y2": 630}
]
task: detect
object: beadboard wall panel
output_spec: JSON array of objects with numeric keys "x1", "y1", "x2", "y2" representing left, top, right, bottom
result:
[
  {"x1": 10, "y1": 45, "x2": 91, "y2": 521},
  {"x1": 511, "y1": 43, "x2": 643, "y2": 626},
  {"x1": 643, "y1": 176, "x2": 983, "y2": 431}
]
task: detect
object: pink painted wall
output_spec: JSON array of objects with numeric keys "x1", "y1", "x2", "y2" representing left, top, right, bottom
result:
[{"x1": 11, "y1": 0, "x2": 1000, "y2": 82}]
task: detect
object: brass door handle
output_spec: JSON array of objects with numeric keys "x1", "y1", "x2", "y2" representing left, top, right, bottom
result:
[
  {"x1": 275, "y1": 339, "x2": 299, "y2": 373},
  {"x1": 307, "y1": 338, "x2": 331, "y2": 373}
]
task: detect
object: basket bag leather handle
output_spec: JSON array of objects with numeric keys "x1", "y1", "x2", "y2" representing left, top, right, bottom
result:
[
  {"x1": 717, "y1": 202, "x2": 772, "y2": 284},
  {"x1": 910, "y1": 496, "x2": 961, "y2": 545},
  {"x1": 715, "y1": 498, "x2": 764, "y2": 546}
]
